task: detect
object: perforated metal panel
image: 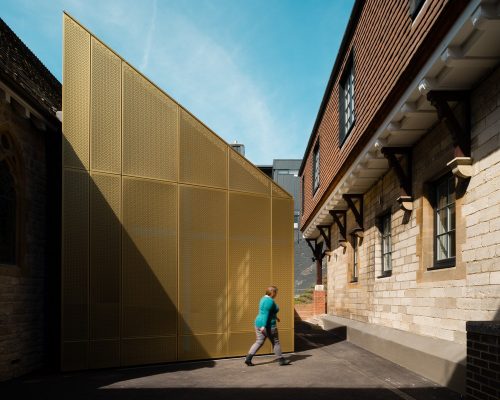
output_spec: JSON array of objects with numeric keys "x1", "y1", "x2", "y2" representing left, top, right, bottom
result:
[
  {"x1": 229, "y1": 150, "x2": 270, "y2": 196},
  {"x1": 90, "y1": 38, "x2": 121, "y2": 173},
  {"x1": 89, "y1": 340, "x2": 120, "y2": 368},
  {"x1": 63, "y1": 13, "x2": 294, "y2": 371},
  {"x1": 122, "y1": 177, "x2": 178, "y2": 338},
  {"x1": 122, "y1": 64, "x2": 178, "y2": 181},
  {"x1": 272, "y1": 197, "x2": 294, "y2": 330},
  {"x1": 90, "y1": 173, "x2": 121, "y2": 340},
  {"x1": 272, "y1": 182, "x2": 290, "y2": 199},
  {"x1": 178, "y1": 334, "x2": 227, "y2": 360},
  {"x1": 227, "y1": 331, "x2": 271, "y2": 357},
  {"x1": 179, "y1": 185, "x2": 227, "y2": 335},
  {"x1": 63, "y1": 15, "x2": 90, "y2": 170},
  {"x1": 121, "y1": 337, "x2": 177, "y2": 366},
  {"x1": 62, "y1": 169, "x2": 89, "y2": 341},
  {"x1": 277, "y1": 329, "x2": 294, "y2": 353},
  {"x1": 229, "y1": 193, "x2": 271, "y2": 332},
  {"x1": 62, "y1": 341, "x2": 88, "y2": 371},
  {"x1": 179, "y1": 110, "x2": 227, "y2": 188}
]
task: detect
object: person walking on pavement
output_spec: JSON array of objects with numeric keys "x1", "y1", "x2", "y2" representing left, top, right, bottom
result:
[{"x1": 244, "y1": 286, "x2": 291, "y2": 366}]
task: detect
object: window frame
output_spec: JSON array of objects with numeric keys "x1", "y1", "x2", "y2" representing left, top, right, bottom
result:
[
  {"x1": 351, "y1": 234, "x2": 359, "y2": 283},
  {"x1": 312, "y1": 141, "x2": 320, "y2": 195},
  {"x1": 378, "y1": 211, "x2": 392, "y2": 277},
  {"x1": 409, "y1": 0, "x2": 426, "y2": 20},
  {"x1": 339, "y1": 52, "x2": 355, "y2": 146},
  {"x1": 0, "y1": 130, "x2": 24, "y2": 273},
  {"x1": 431, "y1": 173, "x2": 456, "y2": 270}
]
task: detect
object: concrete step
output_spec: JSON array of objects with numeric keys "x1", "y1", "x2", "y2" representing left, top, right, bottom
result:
[{"x1": 319, "y1": 315, "x2": 466, "y2": 394}]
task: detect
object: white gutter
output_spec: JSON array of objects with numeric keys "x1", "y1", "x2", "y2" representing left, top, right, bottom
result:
[{"x1": 304, "y1": 0, "x2": 485, "y2": 238}]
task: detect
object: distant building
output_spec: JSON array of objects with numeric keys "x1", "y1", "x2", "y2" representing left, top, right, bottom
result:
[
  {"x1": 259, "y1": 160, "x2": 318, "y2": 295},
  {"x1": 229, "y1": 141, "x2": 245, "y2": 156}
]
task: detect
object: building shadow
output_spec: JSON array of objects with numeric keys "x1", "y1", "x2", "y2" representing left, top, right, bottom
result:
[
  {"x1": 294, "y1": 319, "x2": 345, "y2": 352},
  {"x1": 55, "y1": 136, "x2": 217, "y2": 373}
]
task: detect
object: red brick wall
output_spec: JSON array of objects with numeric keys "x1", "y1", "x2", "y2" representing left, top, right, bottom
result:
[{"x1": 300, "y1": 0, "x2": 469, "y2": 230}]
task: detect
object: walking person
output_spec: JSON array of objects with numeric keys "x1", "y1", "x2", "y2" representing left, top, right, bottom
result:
[{"x1": 244, "y1": 286, "x2": 291, "y2": 366}]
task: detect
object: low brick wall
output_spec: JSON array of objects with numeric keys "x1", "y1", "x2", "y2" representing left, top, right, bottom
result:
[
  {"x1": 294, "y1": 289, "x2": 326, "y2": 321},
  {"x1": 466, "y1": 321, "x2": 500, "y2": 400}
]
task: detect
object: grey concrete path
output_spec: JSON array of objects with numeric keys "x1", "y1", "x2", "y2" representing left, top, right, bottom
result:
[{"x1": 1, "y1": 322, "x2": 462, "y2": 400}]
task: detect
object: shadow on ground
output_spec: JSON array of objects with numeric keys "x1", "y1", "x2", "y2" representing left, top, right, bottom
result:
[{"x1": 0, "y1": 321, "x2": 462, "y2": 400}]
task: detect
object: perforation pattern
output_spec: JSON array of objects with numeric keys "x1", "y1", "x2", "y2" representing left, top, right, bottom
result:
[
  {"x1": 91, "y1": 39, "x2": 121, "y2": 173},
  {"x1": 63, "y1": 15, "x2": 90, "y2": 170},
  {"x1": 178, "y1": 334, "x2": 227, "y2": 360},
  {"x1": 229, "y1": 150, "x2": 270, "y2": 196},
  {"x1": 272, "y1": 197, "x2": 294, "y2": 330},
  {"x1": 180, "y1": 110, "x2": 227, "y2": 188},
  {"x1": 123, "y1": 64, "x2": 178, "y2": 181},
  {"x1": 62, "y1": 341, "x2": 88, "y2": 371},
  {"x1": 89, "y1": 340, "x2": 120, "y2": 368},
  {"x1": 272, "y1": 182, "x2": 290, "y2": 199},
  {"x1": 227, "y1": 331, "x2": 271, "y2": 357},
  {"x1": 229, "y1": 193, "x2": 271, "y2": 332},
  {"x1": 62, "y1": 169, "x2": 89, "y2": 341},
  {"x1": 121, "y1": 337, "x2": 177, "y2": 366},
  {"x1": 90, "y1": 173, "x2": 121, "y2": 339},
  {"x1": 122, "y1": 177, "x2": 178, "y2": 338},
  {"x1": 179, "y1": 186, "x2": 227, "y2": 335}
]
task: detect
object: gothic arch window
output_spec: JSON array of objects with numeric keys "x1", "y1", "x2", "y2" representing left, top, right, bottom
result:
[{"x1": 0, "y1": 131, "x2": 22, "y2": 267}]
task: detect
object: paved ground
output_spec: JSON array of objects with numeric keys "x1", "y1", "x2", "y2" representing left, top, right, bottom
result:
[{"x1": 1, "y1": 322, "x2": 462, "y2": 400}]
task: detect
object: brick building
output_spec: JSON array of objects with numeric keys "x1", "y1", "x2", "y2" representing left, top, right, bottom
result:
[
  {"x1": 299, "y1": 0, "x2": 500, "y2": 394},
  {"x1": 0, "y1": 18, "x2": 61, "y2": 380}
]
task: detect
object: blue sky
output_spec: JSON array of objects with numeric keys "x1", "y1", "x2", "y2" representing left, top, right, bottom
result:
[{"x1": 2, "y1": 0, "x2": 354, "y2": 165}]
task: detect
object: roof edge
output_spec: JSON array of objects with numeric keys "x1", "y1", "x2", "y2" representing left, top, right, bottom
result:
[{"x1": 298, "y1": 0, "x2": 364, "y2": 176}]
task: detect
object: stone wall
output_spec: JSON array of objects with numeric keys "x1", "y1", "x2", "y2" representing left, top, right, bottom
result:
[
  {"x1": 0, "y1": 97, "x2": 53, "y2": 381},
  {"x1": 326, "y1": 66, "x2": 500, "y2": 345}
]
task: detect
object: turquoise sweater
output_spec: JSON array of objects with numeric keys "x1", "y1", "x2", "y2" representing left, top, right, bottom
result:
[{"x1": 255, "y1": 295, "x2": 279, "y2": 328}]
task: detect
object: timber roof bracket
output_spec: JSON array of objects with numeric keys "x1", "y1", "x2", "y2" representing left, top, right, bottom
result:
[
  {"x1": 306, "y1": 238, "x2": 324, "y2": 261},
  {"x1": 343, "y1": 194, "x2": 364, "y2": 232},
  {"x1": 381, "y1": 147, "x2": 413, "y2": 211},
  {"x1": 427, "y1": 90, "x2": 473, "y2": 179},
  {"x1": 316, "y1": 224, "x2": 332, "y2": 251},
  {"x1": 329, "y1": 210, "x2": 347, "y2": 246}
]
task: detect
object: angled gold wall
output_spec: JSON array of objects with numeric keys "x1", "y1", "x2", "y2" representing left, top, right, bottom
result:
[{"x1": 61, "y1": 12, "x2": 293, "y2": 371}]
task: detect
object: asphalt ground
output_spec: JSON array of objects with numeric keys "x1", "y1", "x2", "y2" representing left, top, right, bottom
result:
[{"x1": 0, "y1": 322, "x2": 462, "y2": 400}]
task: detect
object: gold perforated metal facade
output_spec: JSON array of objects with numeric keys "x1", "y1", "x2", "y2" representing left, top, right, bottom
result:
[{"x1": 61, "y1": 13, "x2": 293, "y2": 371}]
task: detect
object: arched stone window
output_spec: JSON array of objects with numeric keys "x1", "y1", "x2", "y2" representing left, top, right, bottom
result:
[{"x1": 0, "y1": 131, "x2": 22, "y2": 267}]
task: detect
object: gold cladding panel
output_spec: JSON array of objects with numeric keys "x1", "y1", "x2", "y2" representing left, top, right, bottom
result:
[
  {"x1": 89, "y1": 340, "x2": 120, "y2": 369},
  {"x1": 179, "y1": 186, "x2": 227, "y2": 335},
  {"x1": 179, "y1": 110, "x2": 227, "y2": 188},
  {"x1": 121, "y1": 337, "x2": 177, "y2": 366},
  {"x1": 178, "y1": 334, "x2": 227, "y2": 360},
  {"x1": 122, "y1": 177, "x2": 178, "y2": 338},
  {"x1": 62, "y1": 341, "x2": 88, "y2": 371},
  {"x1": 272, "y1": 182, "x2": 291, "y2": 199},
  {"x1": 229, "y1": 151, "x2": 271, "y2": 196},
  {"x1": 62, "y1": 169, "x2": 89, "y2": 341},
  {"x1": 272, "y1": 197, "x2": 294, "y2": 330},
  {"x1": 278, "y1": 329, "x2": 294, "y2": 353},
  {"x1": 229, "y1": 193, "x2": 271, "y2": 332},
  {"x1": 90, "y1": 173, "x2": 121, "y2": 339},
  {"x1": 123, "y1": 64, "x2": 178, "y2": 181},
  {"x1": 90, "y1": 38, "x2": 121, "y2": 173},
  {"x1": 63, "y1": 15, "x2": 90, "y2": 170},
  {"x1": 227, "y1": 331, "x2": 271, "y2": 357}
]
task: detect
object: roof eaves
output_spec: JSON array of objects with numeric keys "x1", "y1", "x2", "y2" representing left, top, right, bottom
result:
[{"x1": 298, "y1": 0, "x2": 365, "y2": 175}]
